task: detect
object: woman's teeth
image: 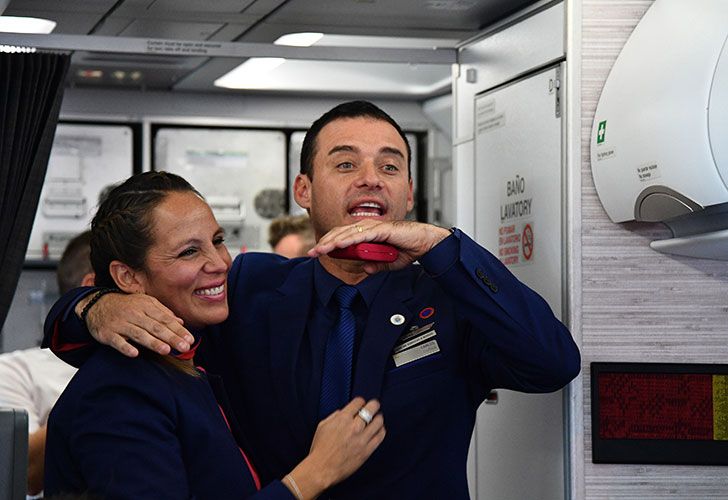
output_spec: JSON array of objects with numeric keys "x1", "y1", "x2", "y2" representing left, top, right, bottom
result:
[{"x1": 195, "y1": 285, "x2": 224, "y2": 296}]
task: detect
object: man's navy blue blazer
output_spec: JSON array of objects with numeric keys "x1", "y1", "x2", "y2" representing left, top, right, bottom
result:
[{"x1": 45, "y1": 229, "x2": 580, "y2": 499}]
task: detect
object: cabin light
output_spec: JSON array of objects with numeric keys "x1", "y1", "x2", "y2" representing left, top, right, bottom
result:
[
  {"x1": 0, "y1": 16, "x2": 56, "y2": 34},
  {"x1": 214, "y1": 57, "x2": 285, "y2": 89},
  {"x1": 112, "y1": 70, "x2": 126, "y2": 80},
  {"x1": 129, "y1": 71, "x2": 142, "y2": 81},
  {"x1": 0, "y1": 44, "x2": 37, "y2": 53},
  {"x1": 77, "y1": 69, "x2": 103, "y2": 79},
  {"x1": 274, "y1": 32, "x2": 323, "y2": 47}
]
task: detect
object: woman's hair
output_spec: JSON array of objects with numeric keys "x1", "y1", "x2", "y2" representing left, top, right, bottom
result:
[
  {"x1": 91, "y1": 171, "x2": 200, "y2": 288},
  {"x1": 90, "y1": 171, "x2": 202, "y2": 376}
]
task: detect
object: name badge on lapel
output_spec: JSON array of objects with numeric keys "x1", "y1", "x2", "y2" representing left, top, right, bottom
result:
[{"x1": 392, "y1": 321, "x2": 440, "y2": 367}]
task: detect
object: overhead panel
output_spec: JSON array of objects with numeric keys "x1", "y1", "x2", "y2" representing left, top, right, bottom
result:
[
  {"x1": 71, "y1": 51, "x2": 208, "y2": 89},
  {"x1": 5, "y1": 0, "x2": 118, "y2": 13},
  {"x1": 209, "y1": 59, "x2": 451, "y2": 95},
  {"x1": 265, "y1": 0, "x2": 492, "y2": 31},
  {"x1": 119, "y1": 19, "x2": 225, "y2": 39},
  {"x1": 2, "y1": 6, "x2": 112, "y2": 34},
  {"x1": 239, "y1": 0, "x2": 289, "y2": 16},
  {"x1": 146, "y1": 0, "x2": 256, "y2": 13},
  {"x1": 0, "y1": 0, "x2": 540, "y2": 95}
]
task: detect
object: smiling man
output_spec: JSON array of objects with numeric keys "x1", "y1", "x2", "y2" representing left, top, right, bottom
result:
[{"x1": 44, "y1": 101, "x2": 580, "y2": 499}]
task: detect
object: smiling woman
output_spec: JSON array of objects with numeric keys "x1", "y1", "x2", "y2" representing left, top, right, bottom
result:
[
  {"x1": 108, "y1": 190, "x2": 231, "y2": 331},
  {"x1": 44, "y1": 171, "x2": 386, "y2": 500}
]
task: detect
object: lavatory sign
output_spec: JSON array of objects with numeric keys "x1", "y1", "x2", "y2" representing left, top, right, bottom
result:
[{"x1": 498, "y1": 173, "x2": 535, "y2": 267}]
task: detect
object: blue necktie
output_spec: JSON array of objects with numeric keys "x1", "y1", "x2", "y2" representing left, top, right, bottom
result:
[{"x1": 319, "y1": 285, "x2": 358, "y2": 419}]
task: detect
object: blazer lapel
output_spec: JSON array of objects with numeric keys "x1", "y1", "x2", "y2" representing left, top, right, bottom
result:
[
  {"x1": 352, "y1": 270, "x2": 414, "y2": 400},
  {"x1": 268, "y1": 260, "x2": 315, "y2": 451}
]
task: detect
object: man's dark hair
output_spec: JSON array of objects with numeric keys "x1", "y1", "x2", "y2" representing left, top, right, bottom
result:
[
  {"x1": 299, "y1": 100, "x2": 411, "y2": 180},
  {"x1": 57, "y1": 231, "x2": 93, "y2": 294}
]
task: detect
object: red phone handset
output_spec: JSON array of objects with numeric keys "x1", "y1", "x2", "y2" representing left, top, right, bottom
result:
[{"x1": 329, "y1": 242, "x2": 399, "y2": 263}]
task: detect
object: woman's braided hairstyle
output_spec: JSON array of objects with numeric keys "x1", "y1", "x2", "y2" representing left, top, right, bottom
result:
[
  {"x1": 90, "y1": 171, "x2": 201, "y2": 287},
  {"x1": 90, "y1": 171, "x2": 204, "y2": 377}
]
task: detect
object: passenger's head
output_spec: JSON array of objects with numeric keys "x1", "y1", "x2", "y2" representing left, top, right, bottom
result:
[
  {"x1": 57, "y1": 231, "x2": 95, "y2": 294},
  {"x1": 91, "y1": 171, "x2": 231, "y2": 330},
  {"x1": 294, "y1": 101, "x2": 414, "y2": 239},
  {"x1": 268, "y1": 215, "x2": 315, "y2": 258}
]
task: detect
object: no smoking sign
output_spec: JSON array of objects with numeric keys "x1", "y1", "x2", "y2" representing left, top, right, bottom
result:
[{"x1": 522, "y1": 223, "x2": 534, "y2": 261}]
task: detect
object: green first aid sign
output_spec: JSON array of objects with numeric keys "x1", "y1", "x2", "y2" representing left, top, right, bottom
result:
[{"x1": 597, "y1": 120, "x2": 607, "y2": 144}]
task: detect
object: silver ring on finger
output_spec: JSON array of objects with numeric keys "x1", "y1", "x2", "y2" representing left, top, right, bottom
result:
[{"x1": 357, "y1": 407, "x2": 373, "y2": 425}]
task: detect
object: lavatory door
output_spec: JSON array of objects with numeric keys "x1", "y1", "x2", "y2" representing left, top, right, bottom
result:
[{"x1": 472, "y1": 63, "x2": 567, "y2": 500}]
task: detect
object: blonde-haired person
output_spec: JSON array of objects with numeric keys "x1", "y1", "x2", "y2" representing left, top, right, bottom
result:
[{"x1": 268, "y1": 214, "x2": 315, "y2": 258}]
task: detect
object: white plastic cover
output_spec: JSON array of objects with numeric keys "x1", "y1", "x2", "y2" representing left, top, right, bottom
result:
[{"x1": 591, "y1": 0, "x2": 728, "y2": 222}]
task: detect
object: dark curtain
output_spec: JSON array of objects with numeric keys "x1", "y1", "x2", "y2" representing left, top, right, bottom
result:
[{"x1": 0, "y1": 51, "x2": 71, "y2": 331}]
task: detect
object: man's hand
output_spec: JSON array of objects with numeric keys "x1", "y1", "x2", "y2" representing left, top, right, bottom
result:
[
  {"x1": 309, "y1": 220, "x2": 451, "y2": 274},
  {"x1": 74, "y1": 292, "x2": 194, "y2": 357}
]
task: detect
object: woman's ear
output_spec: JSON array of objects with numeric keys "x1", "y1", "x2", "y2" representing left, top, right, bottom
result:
[{"x1": 108, "y1": 261, "x2": 145, "y2": 294}]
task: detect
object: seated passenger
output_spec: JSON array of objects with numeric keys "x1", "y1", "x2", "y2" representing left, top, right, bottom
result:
[
  {"x1": 268, "y1": 215, "x2": 315, "y2": 258},
  {"x1": 0, "y1": 230, "x2": 92, "y2": 496},
  {"x1": 44, "y1": 171, "x2": 385, "y2": 499}
]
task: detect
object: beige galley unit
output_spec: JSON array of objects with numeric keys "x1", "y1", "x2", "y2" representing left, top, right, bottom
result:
[
  {"x1": 454, "y1": 2, "x2": 569, "y2": 499},
  {"x1": 591, "y1": 0, "x2": 728, "y2": 259},
  {"x1": 26, "y1": 124, "x2": 134, "y2": 260}
]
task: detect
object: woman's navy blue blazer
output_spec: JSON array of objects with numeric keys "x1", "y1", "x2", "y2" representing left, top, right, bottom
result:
[{"x1": 45, "y1": 345, "x2": 293, "y2": 499}]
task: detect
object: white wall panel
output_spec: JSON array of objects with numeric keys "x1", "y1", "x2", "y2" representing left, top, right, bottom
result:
[
  {"x1": 580, "y1": 1, "x2": 728, "y2": 497},
  {"x1": 455, "y1": 2, "x2": 564, "y2": 144}
]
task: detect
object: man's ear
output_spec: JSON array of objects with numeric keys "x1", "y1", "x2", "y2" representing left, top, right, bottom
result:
[
  {"x1": 406, "y1": 177, "x2": 414, "y2": 213},
  {"x1": 108, "y1": 261, "x2": 145, "y2": 294},
  {"x1": 293, "y1": 173, "x2": 312, "y2": 211}
]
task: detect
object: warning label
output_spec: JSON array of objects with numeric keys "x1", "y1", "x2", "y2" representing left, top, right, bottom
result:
[
  {"x1": 636, "y1": 162, "x2": 661, "y2": 182},
  {"x1": 498, "y1": 173, "x2": 534, "y2": 267},
  {"x1": 498, "y1": 221, "x2": 534, "y2": 266},
  {"x1": 522, "y1": 223, "x2": 534, "y2": 261}
]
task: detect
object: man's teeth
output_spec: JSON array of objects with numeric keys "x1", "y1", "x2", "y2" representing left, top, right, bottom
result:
[
  {"x1": 351, "y1": 202, "x2": 383, "y2": 216},
  {"x1": 195, "y1": 285, "x2": 224, "y2": 296}
]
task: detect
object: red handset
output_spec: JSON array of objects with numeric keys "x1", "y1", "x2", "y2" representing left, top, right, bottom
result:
[{"x1": 329, "y1": 242, "x2": 399, "y2": 262}]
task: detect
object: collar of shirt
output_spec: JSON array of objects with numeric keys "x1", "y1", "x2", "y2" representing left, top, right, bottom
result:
[
  {"x1": 313, "y1": 258, "x2": 388, "y2": 309},
  {"x1": 170, "y1": 327, "x2": 204, "y2": 360}
]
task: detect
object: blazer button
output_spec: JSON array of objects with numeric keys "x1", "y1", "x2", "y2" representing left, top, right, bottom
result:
[
  {"x1": 489, "y1": 283, "x2": 498, "y2": 293},
  {"x1": 475, "y1": 268, "x2": 485, "y2": 279}
]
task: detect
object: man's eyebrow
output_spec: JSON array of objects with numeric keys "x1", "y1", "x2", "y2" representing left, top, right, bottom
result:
[
  {"x1": 379, "y1": 146, "x2": 405, "y2": 159},
  {"x1": 327, "y1": 144, "x2": 405, "y2": 159},
  {"x1": 328, "y1": 145, "x2": 357, "y2": 155}
]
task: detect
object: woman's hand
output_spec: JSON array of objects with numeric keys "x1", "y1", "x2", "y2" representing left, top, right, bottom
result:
[{"x1": 284, "y1": 397, "x2": 385, "y2": 499}]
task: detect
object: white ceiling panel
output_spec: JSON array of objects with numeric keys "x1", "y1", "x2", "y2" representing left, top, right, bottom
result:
[
  {"x1": 0, "y1": 0, "x2": 539, "y2": 95},
  {"x1": 207, "y1": 23, "x2": 256, "y2": 42},
  {"x1": 239, "y1": 0, "x2": 289, "y2": 17},
  {"x1": 184, "y1": 58, "x2": 452, "y2": 97},
  {"x1": 147, "y1": 0, "x2": 255, "y2": 13},
  {"x1": 89, "y1": 17, "x2": 135, "y2": 36},
  {"x1": 258, "y1": 0, "x2": 525, "y2": 31},
  {"x1": 120, "y1": 20, "x2": 224, "y2": 39},
  {"x1": 4, "y1": 0, "x2": 118, "y2": 14},
  {"x1": 2, "y1": 8, "x2": 107, "y2": 34}
]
